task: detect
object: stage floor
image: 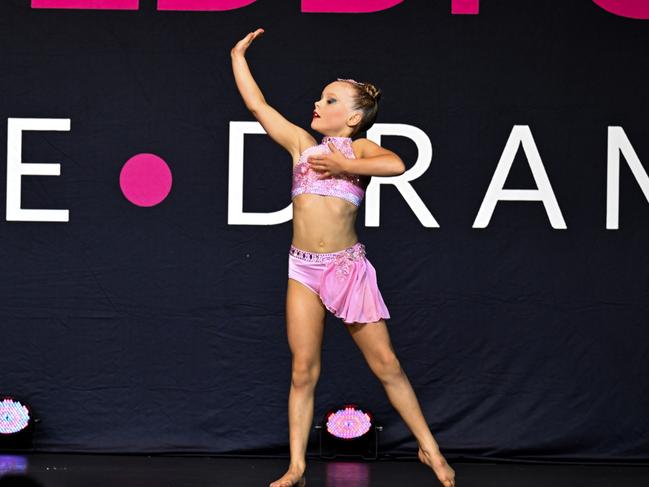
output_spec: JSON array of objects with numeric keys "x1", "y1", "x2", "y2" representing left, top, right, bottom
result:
[{"x1": 0, "y1": 453, "x2": 647, "y2": 487}]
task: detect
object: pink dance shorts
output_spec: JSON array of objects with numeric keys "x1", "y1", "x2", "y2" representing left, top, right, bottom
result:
[{"x1": 287, "y1": 241, "x2": 391, "y2": 324}]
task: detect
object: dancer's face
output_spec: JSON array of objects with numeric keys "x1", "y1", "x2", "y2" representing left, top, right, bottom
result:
[{"x1": 311, "y1": 81, "x2": 362, "y2": 137}]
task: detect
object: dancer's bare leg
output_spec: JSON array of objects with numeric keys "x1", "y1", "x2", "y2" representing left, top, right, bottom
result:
[
  {"x1": 347, "y1": 319, "x2": 456, "y2": 487},
  {"x1": 269, "y1": 278, "x2": 326, "y2": 487}
]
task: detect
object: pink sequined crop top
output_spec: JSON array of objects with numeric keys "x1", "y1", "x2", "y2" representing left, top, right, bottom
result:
[{"x1": 291, "y1": 136, "x2": 368, "y2": 206}]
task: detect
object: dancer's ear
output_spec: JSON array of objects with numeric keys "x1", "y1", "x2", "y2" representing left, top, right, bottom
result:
[{"x1": 347, "y1": 110, "x2": 362, "y2": 128}]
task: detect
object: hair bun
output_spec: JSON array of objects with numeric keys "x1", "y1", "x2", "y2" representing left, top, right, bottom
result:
[{"x1": 362, "y1": 83, "x2": 382, "y2": 103}]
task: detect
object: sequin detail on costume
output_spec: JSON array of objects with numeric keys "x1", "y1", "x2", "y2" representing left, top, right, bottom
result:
[
  {"x1": 332, "y1": 243, "x2": 366, "y2": 281},
  {"x1": 288, "y1": 242, "x2": 365, "y2": 264},
  {"x1": 291, "y1": 136, "x2": 368, "y2": 207}
]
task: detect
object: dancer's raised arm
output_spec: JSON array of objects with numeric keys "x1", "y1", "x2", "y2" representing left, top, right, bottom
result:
[{"x1": 230, "y1": 28, "x2": 305, "y2": 158}]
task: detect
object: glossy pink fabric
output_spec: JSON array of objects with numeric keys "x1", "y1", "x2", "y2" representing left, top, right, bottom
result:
[{"x1": 287, "y1": 242, "x2": 391, "y2": 324}]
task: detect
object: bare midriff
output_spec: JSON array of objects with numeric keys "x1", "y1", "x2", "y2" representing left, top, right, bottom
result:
[{"x1": 291, "y1": 193, "x2": 359, "y2": 253}]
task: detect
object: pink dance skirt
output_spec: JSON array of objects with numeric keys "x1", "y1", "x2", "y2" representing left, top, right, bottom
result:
[{"x1": 287, "y1": 241, "x2": 391, "y2": 324}]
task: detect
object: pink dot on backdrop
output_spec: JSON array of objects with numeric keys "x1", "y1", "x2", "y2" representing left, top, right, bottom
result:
[{"x1": 119, "y1": 153, "x2": 173, "y2": 207}]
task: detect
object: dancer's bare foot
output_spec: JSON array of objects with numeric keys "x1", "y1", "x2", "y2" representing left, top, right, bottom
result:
[
  {"x1": 418, "y1": 446, "x2": 456, "y2": 487},
  {"x1": 269, "y1": 465, "x2": 306, "y2": 487}
]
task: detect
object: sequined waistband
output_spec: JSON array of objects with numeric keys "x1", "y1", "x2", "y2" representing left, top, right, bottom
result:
[{"x1": 289, "y1": 242, "x2": 366, "y2": 263}]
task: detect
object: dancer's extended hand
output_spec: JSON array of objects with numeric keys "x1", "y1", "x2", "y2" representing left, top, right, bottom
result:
[
  {"x1": 308, "y1": 142, "x2": 350, "y2": 179},
  {"x1": 231, "y1": 28, "x2": 265, "y2": 57}
]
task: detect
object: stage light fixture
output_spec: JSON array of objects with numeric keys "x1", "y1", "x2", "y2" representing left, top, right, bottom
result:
[
  {"x1": 0, "y1": 397, "x2": 35, "y2": 451},
  {"x1": 315, "y1": 403, "x2": 382, "y2": 460}
]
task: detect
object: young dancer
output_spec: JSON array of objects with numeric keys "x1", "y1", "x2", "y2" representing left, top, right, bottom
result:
[{"x1": 230, "y1": 28, "x2": 456, "y2": 487}]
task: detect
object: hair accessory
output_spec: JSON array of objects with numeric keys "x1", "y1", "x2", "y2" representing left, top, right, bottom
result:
[{"x1": 337, "y1": 78, "x2": 364, "y2": 86}]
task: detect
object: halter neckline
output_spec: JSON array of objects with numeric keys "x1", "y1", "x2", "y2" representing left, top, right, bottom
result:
[{"x1": 322, "y1": 135, "x2": 352, "y2": 144}]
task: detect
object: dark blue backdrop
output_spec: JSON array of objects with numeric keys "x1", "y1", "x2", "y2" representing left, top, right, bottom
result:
[{"x1": 1, "y1": 0, "x2": 648, "y2": 461}]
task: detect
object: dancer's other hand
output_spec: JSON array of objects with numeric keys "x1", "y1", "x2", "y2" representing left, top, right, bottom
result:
[
  {"x1": 231, "y1": 28, "x2": 265, "y2": 57},
  {"x1": 308, "y1": 142, "x2": 351, "y2": 179}
]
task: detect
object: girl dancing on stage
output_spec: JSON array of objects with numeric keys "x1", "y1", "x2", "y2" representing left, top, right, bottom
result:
[{"x1": 231, "y1": 28, "x2": 456, "y2": 487}]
